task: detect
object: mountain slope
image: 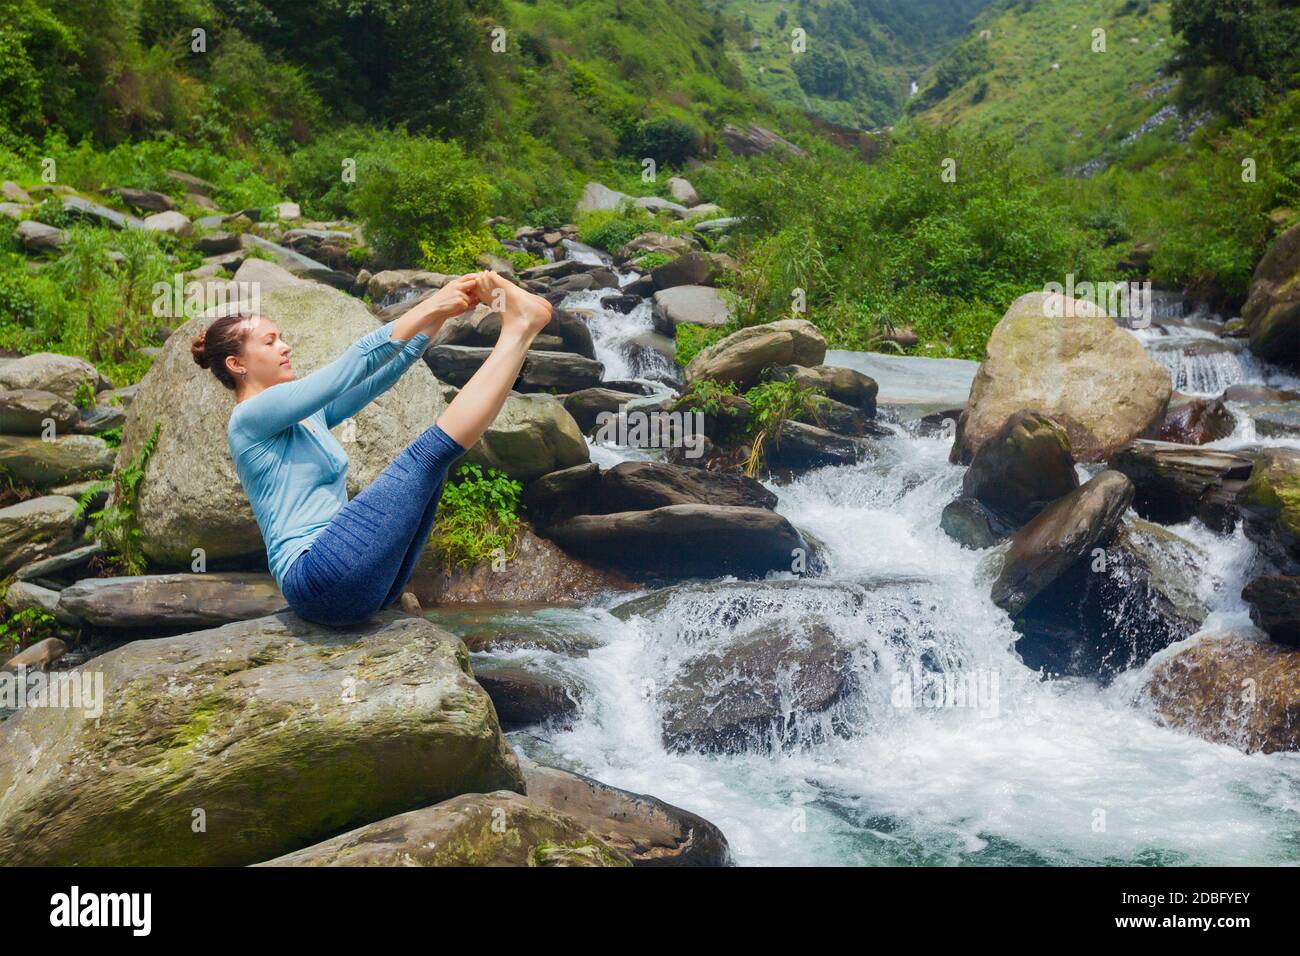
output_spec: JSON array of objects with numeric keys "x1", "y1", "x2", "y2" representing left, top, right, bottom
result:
[{"x1": 906, "y1": 0, "x2": 1180, "y2": 170}]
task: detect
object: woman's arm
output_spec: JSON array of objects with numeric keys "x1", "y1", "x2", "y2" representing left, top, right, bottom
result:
[{"x1": 322, "y1": 330, "x2": 431, "y2": 427}]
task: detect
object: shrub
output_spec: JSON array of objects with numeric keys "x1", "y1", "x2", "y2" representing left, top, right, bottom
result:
[
  {"x1": 577, "y1": 209, "x2": 651, "y2": 252},
  {"x1": 429, "y1": 463, "x2": 524, "y2": 569}
]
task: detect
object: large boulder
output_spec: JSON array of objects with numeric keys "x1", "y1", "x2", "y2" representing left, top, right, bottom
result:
[
  {"x1": 1243, "y1": 222, "x2": 1300, "y2": 365},
  {"x1": 720, "y1": 123, "x2": 806, "y2": 160},
  {"x1": 591, "y1": 461, "x2": 777, "y2": 513},
  {"x1": 1159, "y1": 397, "x2": 1235, "y2": 445},
  {"x1": 424, "y1": 344, "x2": 604, "y2": 393},
  {"x1": 520, "y1": 760, "x2": 730, "y2": 866},
  {"x1": 1145, "y1": 633, "x2": 1300, "y2": 754},
  {"x1": 952, "y1": 293, "x2": 1171, "y2": 464},
  {"x1": 1012, "y1": 517, "x2": 1207, "y2": 682},
  {"x1": 685, "y1": 319, "x2": 826, "y2": 390},
  {"x1": 575, "y1": 182, "x2": 631, "y2": 215},
  {"x1": 0, "y1": 433, "x2": 115, "y2": 487},
  {"x1": 474, "y1": 665, "x2": 581, "y2": 729},
  {"x1": 13, "y1": 219, "x2": 64, "y2": 252},
  {"x1": 666, "y1": 177, "x2": 701, "y2": 207},
  {"x1": 544, "y1": 504, "x2": 807, "y2": 579},
  {"x1": 258, "y1": 791, "x2": 629, "y2": 867},
  {"x1": 961, "y1": 411, "x2": 1078, "y2": 527},
  {"x1": 0, "y1": 612, "x2": 523, "y2": 865},
  {"x1": 1109, "y1": 441, "x2": 1253, "y2": 530},
  {"x1": 991, "y1": 470, "x2": 1134, "y2": 615},
  {"x1": 446, "y1": 387, "x2": 590, "y2": 482},
  {"x1": 1236, "y1": 447, "x2": 1300, "y2": 573},
  {"x1": 114, "y1": 261, "x2": 451, "y2": 566},
  {"x1": 1242, "y1": 576, "x2": 1300, "y2": 646},
  {"x1": 0, "y1": 389, "x2": 80, "y2": 435},
  {"x1": 766, "y1": 364, "x2": 878, "y2": 415},
  {"x1": 0, "y1": 495, "x2": 81, "y2": 577},
  {"x1": 56, "y1": 572, "x2": 286, "y2": 629},
  {"x1": 141, "y1": 210, "x2": 192, "y2": 237},
  {"x1": 650, "y1": 251, "x2": 720, "y2": 290},
  {"x1": 0, "y1": 352, "x2": 107, "y2": 401},
  {"x1": 660, "y1": 617, "x2": 854, "y2": 754}
]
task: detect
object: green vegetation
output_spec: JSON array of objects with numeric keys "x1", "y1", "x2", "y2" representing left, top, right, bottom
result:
[
  {"x1": 0, "y1": 606, "x2": 61, "y2": 655},
  {"x1": 78, "y1": 421, "x2": 162, "y2": 575},
  {"x1": 430, "y1": 463, "x2": 524, "y2": 569},
  {"x1": 742, "y1": 377, "x2": 824, "y2": 475},
  {"x1": 673, "y1": 377, "x2": 740, "y2": 415}
]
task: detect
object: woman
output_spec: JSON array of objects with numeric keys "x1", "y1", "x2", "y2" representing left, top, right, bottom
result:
[{"x1": 191, "y1": 270, "x2": 553, "y2": 626}]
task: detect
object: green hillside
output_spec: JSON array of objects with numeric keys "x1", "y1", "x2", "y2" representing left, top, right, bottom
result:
[
  {"x1": 718, "y1": 0, "x2": 996, "y2": 127},
  {"x1": 907, "y1": 0, "x2": 1178, "y2": 170}
]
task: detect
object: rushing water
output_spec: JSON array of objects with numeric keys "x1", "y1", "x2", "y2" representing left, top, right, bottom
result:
[{"x1": 434, "y1": 286, "x2": 1300, "y2": 866}]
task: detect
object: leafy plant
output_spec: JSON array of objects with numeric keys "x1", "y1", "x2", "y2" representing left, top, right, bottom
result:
[
  {"x1": 0, "y1": 606, "x2": 60, "y2": 655},
  {"x1": 673, "y1": 378, "x2": 738, "y2": 416},
  {"x1": 429, "y1": 463, "x2": 524, "y2": 569},
  {"x1": 674, "y1": 322, "x2": 732, "y2": 367},
  {"x1": 79, "y1": 421, "x2": 161, "y2": 575},
  {"x1": 742, "y1": 379, "x2": 824, "y2": 476}
]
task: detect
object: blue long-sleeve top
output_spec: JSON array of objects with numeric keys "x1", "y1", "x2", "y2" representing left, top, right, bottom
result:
[{"x1": 227, "y1": 322, "x2": 433, "y2": 588}]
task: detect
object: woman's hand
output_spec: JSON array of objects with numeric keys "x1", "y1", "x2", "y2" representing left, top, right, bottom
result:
[{"x1": 395, "y1": 274, "x2": 482, "y2": 340}]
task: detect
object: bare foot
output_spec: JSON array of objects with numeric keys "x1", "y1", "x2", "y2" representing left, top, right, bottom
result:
[{"x1": 481, "y1": 270, "x2": 552, "y2": 341}]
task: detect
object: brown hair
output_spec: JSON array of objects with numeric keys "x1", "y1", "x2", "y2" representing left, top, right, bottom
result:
[{"x1": 191, "y1": 312, "x2": 259, "y2": 390}]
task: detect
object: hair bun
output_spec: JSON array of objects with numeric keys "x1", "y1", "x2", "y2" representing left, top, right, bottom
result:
[{"x1": 190, "y1": 330, "x2": 210, "y2": 369}]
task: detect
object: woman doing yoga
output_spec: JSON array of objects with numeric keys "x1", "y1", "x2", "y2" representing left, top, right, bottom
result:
[{"x1": 191, "y1": 270, "x2": 553, "y2": 627}]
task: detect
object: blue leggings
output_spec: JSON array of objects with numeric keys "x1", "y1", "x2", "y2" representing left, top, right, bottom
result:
[{"x1": 281, "y1": 423, "x2": 465, "y2": 627}]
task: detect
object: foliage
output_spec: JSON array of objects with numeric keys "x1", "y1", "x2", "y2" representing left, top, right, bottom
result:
[
  {"x1": 576, "y1": 208, "x2": 652, "y2": 253},
  {"x1": 674, "y1": 322, "x2": 733, "y2": 367},
  {"x1": 429, "y1": 463, "x2": 524, "y2": 569},
  {"x1": 672, "y1": 377, "x2": 738, "y2": 416},
  {"x1": 80, "y1": 421, "x2": 161, "y2": 575},
  {"x1": 741, "y1": 378, "x2": 824, "y2": 476},
  {"x1": 0, "y1": 606, "x2": 61, "y2": 655}
]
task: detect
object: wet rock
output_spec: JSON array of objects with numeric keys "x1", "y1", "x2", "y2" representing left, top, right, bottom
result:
[
  {"x1": 459, "y1": 626, "x2": 604, "y2": 656},
  {"x1": 0, "y1": 612, "x2": 523, "y2": 865},
  {"x1": 1242, "y1": 576, "x2": 1300, "y2": 646},
  {"x1": 766, "y1": 419, "x2": 866, "y2": 469},
  {"x1": 953, "y1": 292, "x2": 1171, "y2": 464},
  {"x1": 685, "y1": 319, "x2": 827, "y2": 390},
  {"x1": 1223, "y1": 384, "x2": 1300, "y2": 403},
  {"x1": 1108, "y1": 440, "x2": 1252, "y2": 530},
  {"x1": 1159, "y1": 397, "x2": 1236, "y2": 445},
  {"x1": 544, "y1": 504, "x2": 807, "y2": 579},
  {"x1": 660, "y1": 618, "x2": 855, "y2": 754},
  {"x1": 799, "y1": 395, "x2": 882, "y2": 437},
  {"x1": 522, "y1": 463, "x2": 600, "y2": 515},
  {"x1": 1012, "y1": 517, "x2": 1207, "y2": 682},
  {"x1": 474, "y1": 665, "x2": 580, "y2": 729},
  {"x1": 56, "y1": 572, "x2": 287, "y2": 629},
  {"x1": 1145, "y1": 633, "x2": 1300, "y2": 753},
  {"x1": 257, "y1": 791, "x2": 629, "y2": 867},
  {"x1": 1243, "y1": 222, "x2": 1300, "y2": 366},
  {"x1": 962, "y1": 411, "x2": 1078, "y2": 527},
  {"x1": 0, "y1": 434, "x2": 115, "y2": 487},
  {"x1": 992, "y1": 470, "x2": 1134, "y2": 615},
  {"x1": 767, "y1": 364, "x2": 879, "y2": 415},
  {"x1": 600, "y1": 293, "x2": 642, "y2": 314},
  {"x1": 0, "y1": 389, "x2": 80, "y2": 435},
  {"x1": 521, "y1": 760, "x2": 730, "y2": 866},
  {"x1": 941, "y1": 496, "x2": 1014, "y2": 550},
  {"x1": 1250, "y1": 403, "x2": 1300, "y2": 439},
  {"x1": 563, "y1": 387, "x2": 640, "y2": 432},
  {"x1": 1236, "y1": 448, "x2": 1300, "y2": 572},
  {"x1": 593, "y1": 461, "x2": 777, "y2": 513}
]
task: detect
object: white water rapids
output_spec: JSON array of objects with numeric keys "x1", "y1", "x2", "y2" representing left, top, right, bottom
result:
[{"x1": 434, "y1": 291, "x2": 1300, "y2": 865}]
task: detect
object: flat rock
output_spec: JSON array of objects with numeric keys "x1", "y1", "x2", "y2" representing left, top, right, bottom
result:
[
  {"x1": 57, "y1": 572, "x2": 287, "y2": 629},
  {"x1": 0, "y1": 433, "x2": 114, "y2": 487}
]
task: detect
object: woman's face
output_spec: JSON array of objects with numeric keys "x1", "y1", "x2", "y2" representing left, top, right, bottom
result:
[{"x1": 229, "y1": 316, "x2": 294, "y2": 389}]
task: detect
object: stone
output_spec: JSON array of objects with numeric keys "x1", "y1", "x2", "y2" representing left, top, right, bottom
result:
[
  {"x1": 563, "y1": 387, "x2": 640, "y2": 432},
  {"x1": 767, "y1": 364, "x2": 879, "y2": 415},
  {"x1": 520, "y1": 760, "x2": 729, "y2": 866},
  {"x1": 0, "y1": 434, "x2": 115, "y2": 487},
  {"x1": 1, "y1": 581, "x2": 75, "y2": 626},
  {"x1": 56, "y1": 573, "x2": 287, "y2": 629},
  {"x1": 72, "y1": 403, "x2": 127, "y2": 435},
  {"x1": 593, "y1": 461, "x2": 777, "y2": 513},
  {"x1": 474, "y1": 665, "x2": 580, "y2": 729},
  {"x1": 961, "y1": 411, "x2": 1079, "y2": 527},
  {"x1": 114, "y1": 260, "x2": 452, "y2": 566},
  {"x1": 195, "y1": 231, "x2": 241, "y2": 255},
  {"x1": 651, "y1": 285, "x2": 732, "y2": 335},
  {"x1": 409, "y1": 524, "x2": 636, "y2": 606},
  {"x1": 0, "y1": 389, "x2": 79, "y2": 435},
  {"x1": 666, "y1": 177, "x2": 701, "y2": 207},
  {"x1": 941, "y1": 496, "x2": 1015, "y2": 550},
  {"x1": 0, "y1": 202, "x2": 27, "y2": 220},
  {"x1": 165, "y1": 170, "x2": 215, "y2": 196},
  {"x1": 685, "y1": 319, "x2": 827, "y2": 390},
  {"x1": 366, "y1": 269, "x2": 449, "y2": 302},
  {"x1": 1243, "y1": 223, "x2": 1300, "y2": 366},
  {"x1": 141, "y1": 210, "x2": 192, "y2": 237},
  {"x1": 952, "y1": 292, "x2": 1171, "y2": 464},
  {"x1": 115, "y1": 187, "x2": 175, "y2": 213},
  {"x1": 60, "y1": 195, "x2": 144, "y2": 230},
  {"x1": 544, "y1": 504, "x2": 807, "y2": 579},
  {"x1": 720, "y1": 123, "x2": 806, "y2": 159},
  {"x1": 1158, "y1": 397, "x2": 1236, "y2": 445},
  {"x1": 2, "y1": 180, "x2": 32, "y2": 203},
  {"x1": 1, "y1": 637, "x2": 68, "y2": 671},
  {"x1": 276, "y1": 201, "x2": 301, "y2": 221},
  {"x1": 616, "y1": 232, "x2": 697, "y2": 263},
  {"x1": 634, "y1": 196, "x2": 689, "y2": 218},
  {"x1": 446, "y1": 387, "x2": 590, "y2": 483},
  {"x1": 424, "y1": 344, "x2": 604, "y2": 393},
  {"x1": 1242, "y1": 576, "x2": 1300, "y2": 647},
  {"x1": 650, "y1": 251, "x2": 719, "y2": 290},
  {"x1": 13, "y1": 219, "x2": 64, "y2": 252},
  {"x1": 1235, "y1": 448, "x2": 1300, "y2": 572},
  {"x1": 0, "y1": 612, "x2": 523, "y2": 865},
  {"x1": 766, "y1": 419, "x2": 866, "y2": 470},
  {"x1": 257, "y1": 791, "x2": 629, "y2": 867},
  {"x1": 1108, "y1": 440, "x2": 1252, "y2": 529},
  {"x1": 1146, "y1": 633, "x2": 1300, "y2": 754},
  {"x1": 991, "y1": 470, "x2": 1134, "y2": 615},
  {"x1": 660, "y1": 618, "x2": 854, "y2": 754},
  {"x1": 575, "y1": 182, "x2": 632, "y2": 215}
]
